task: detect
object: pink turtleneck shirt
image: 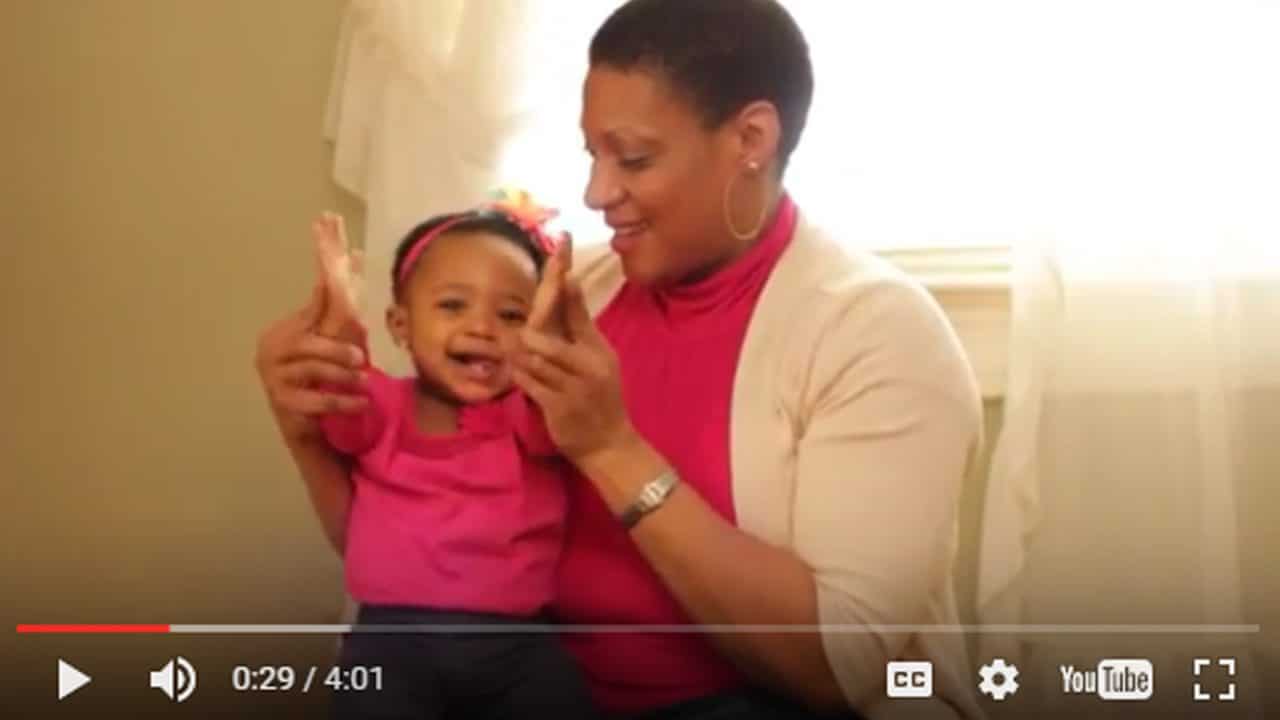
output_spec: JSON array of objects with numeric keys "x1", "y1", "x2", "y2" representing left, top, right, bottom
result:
[{"x1": 556, "y1": 195, "x2": 799, "y2": 712}]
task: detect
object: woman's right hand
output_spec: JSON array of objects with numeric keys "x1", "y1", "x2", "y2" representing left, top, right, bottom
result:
[{"x1": 254, "y1": 279, "x2": 369, "y2": 445}]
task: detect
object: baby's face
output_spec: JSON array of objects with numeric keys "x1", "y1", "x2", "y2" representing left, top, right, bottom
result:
[{"x1": 393, "y1": 231, "x2": 538, "y2": 404}]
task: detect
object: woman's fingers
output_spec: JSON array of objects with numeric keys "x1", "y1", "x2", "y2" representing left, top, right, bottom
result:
[
  {"x1": 301, "y1": 278, "x2": 327, "y2": 329},
  {"x1": 526, "y1": 234, "x2": 575, "y2": 335},
  {"x1": 562, "y1": 278, "x2": 603, "y2": 345},
  {"x1": 312, "y1": 211, "x2": 365, "y2": 340},
  {"x1": 313, "y1": 212, "x2": 356, "y2": 289},
  {"x1": 329, "y1": 212, "x2": 349, "y2": 251},
  {"x1": 314, "y1": 217, "x2": 336, "y2": 266},
  {"x1": 284, "y1": 332, "x2": 366, "y2": 368},
  {"x1": 526, "y1": 251, "x2": 565, "y2": 333},
  {"x1": 276, "y1": 385, "x2": 370, "y2": 416},
  {"x1": 349, "y1": 248, "x2": 365, "y2": 296},
  {"x1": 553, "y1": 238, "x2": 574, "y2": 335},
  {"x1": 314, "y1": 215, "x2": 345, "y2": 277},
  {"x1": 259, "y1": 329, "x2": 367, "y2": 419},
  {"x1": 312, "y1": 218, "x2": 346, "y2": 320},
  {"x1": 511, "y1": 366, "x2": 558, "y2": 412},
  {"x1": 519, "y1": 328, "x2": 591, "y2": 376},
  {"x1": 558, "y1": 232, "x2": 574, "y2": 272},
  {"x1": 315, "y1": 211, "x2": 344, "y2": 251},
  {"x1": 257, "y1": 305, "x2": 312, "y2": 373},
  {"x1": 276, "y1": 358, "x2": 368, "y2": 391},
  {"x1": 516, "y1": 346, "x2": 573, "y2": 391},
  {"x1": 311, "y1": 221, "x2": 328, "y2": 289}
]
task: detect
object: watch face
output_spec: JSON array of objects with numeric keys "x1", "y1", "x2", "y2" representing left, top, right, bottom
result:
[
  {"x1": 622, "y1": 471, "x2": 678, "y2": 526},
  {"x1": 639, "y1": 485, "x2": 662, "y2": 507}
]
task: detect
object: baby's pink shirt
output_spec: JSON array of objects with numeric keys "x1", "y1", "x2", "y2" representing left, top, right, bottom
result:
[{"x1": 321, "y1": 366, "x2": 567, "y2": 616}]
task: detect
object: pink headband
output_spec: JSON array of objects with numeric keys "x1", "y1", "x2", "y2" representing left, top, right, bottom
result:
[{"x1": 395, "y1": 189, "x2": 566, "y2": 291}]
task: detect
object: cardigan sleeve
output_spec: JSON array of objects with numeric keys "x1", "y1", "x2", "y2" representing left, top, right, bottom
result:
[{"x1": 790, "y1": 274, "x2": 982, "y2": 707}]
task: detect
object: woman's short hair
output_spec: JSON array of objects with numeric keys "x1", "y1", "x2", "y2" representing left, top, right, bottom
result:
[{"x1": 589, "y1": 0, "x2": 814, "y2": 173}]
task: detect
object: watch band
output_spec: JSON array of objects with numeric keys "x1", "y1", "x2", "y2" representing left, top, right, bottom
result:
[{"x1": 618, "y1": 468, "x2": 680, "y2": 530}]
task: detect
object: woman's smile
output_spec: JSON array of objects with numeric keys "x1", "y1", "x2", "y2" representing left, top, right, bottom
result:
[{"x1": 608, "y1": 220, "x2": 650, "y2": 252}]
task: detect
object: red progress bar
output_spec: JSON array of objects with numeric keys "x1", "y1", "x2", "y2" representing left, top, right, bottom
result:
[{"x1": 17, "y1": 624, "x2": 171, "y2": 634}]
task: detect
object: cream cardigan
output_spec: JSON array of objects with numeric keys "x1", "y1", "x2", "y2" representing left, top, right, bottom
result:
[{"x1": 572, "y1": 213, "x2": 985, "y2": 720}]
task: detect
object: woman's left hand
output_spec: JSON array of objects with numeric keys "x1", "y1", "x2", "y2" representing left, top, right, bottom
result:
[{"x1": 513, "y1": 278, "x2": 637, "y2": 466}]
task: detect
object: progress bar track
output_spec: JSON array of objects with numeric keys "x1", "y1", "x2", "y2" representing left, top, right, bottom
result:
[{"x1": 16, "y1": 624, "x2": 1264, "y2": 635}]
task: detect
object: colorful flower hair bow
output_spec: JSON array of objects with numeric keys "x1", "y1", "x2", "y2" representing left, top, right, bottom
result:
[{"x1": 485, "y1": 186, "x2": 567, "y2": 256}]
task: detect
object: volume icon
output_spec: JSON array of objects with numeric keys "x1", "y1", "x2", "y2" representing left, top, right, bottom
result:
[{"x1": 149, "y1": 656, "x2": 197, "y2": 703}]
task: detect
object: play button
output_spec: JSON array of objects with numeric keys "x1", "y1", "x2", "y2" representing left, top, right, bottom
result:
[{"x1": 58, "y1": 659, "x2": 91, "y2": 700}]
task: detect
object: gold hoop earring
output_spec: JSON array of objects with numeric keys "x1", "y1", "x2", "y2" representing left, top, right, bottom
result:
[{"x1": 723, "y1": 160, "x2": 767, "y2": 242}]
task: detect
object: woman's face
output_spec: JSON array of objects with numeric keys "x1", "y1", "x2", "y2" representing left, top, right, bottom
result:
[
  {"x1": 388, "y1": 231, "x2": 538, "y2": 405},
  {"x1": 580, "y1": 66, "x2": 746, "y2": 286}
]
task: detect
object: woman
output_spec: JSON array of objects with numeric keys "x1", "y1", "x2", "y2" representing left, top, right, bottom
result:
[{"x1": 256, "y1": 1, "x2": 984, "y2": 718}]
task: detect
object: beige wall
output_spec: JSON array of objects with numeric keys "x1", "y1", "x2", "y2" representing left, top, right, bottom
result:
[{"x1": 1, "y1": 1, "x2": 363, "y2": 709}]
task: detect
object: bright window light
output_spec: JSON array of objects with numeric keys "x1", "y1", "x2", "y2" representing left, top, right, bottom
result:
[{"x1": 501, "y1": 1, "x2": 1279, "y2": 258}]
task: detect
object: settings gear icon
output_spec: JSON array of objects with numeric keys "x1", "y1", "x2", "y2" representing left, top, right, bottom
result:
[{"x1": 978, "y1": 658, "x2": 1020, "y2": 701}]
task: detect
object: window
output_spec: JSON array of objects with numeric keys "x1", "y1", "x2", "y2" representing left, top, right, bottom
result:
[{"x1": 499, "y1": 1, "x2": 1277, "y2": 292}]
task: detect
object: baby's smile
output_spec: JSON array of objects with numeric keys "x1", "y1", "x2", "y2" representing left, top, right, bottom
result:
[{"x1": 446, "y1": 349, "x2": 504, "y2": 383}]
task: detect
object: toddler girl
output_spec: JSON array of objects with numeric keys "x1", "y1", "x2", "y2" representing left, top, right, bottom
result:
[{"x1": 310, "y1": 191, "x2": 594, "y2": 720}]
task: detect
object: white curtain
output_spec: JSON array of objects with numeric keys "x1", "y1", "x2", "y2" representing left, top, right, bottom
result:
[
  {"x1": 974, "y1": 3, "x2": 1280, "y2": 716},
  {"x1": 978, "y1": 243, "x2": 1279, "y2": 716}
]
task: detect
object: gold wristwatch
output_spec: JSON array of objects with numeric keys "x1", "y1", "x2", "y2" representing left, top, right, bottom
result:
[{"x1": 618, "y1": 468, "x2": 680, "y2": 529}]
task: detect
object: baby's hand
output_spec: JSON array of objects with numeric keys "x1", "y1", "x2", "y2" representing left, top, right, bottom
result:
[
  {"x1": 311, "y1": 212, "x2": 365, "y2": 341},
  {"x1": 526, "y1": 234, "x2": 573, "y2": 340}
]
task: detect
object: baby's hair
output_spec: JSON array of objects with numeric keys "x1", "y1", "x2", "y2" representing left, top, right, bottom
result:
[{"x1": 390, "y1": 210, "x2": 549, "y2": 300}]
